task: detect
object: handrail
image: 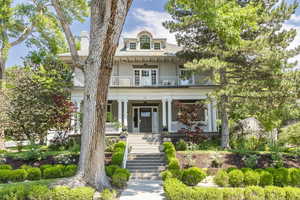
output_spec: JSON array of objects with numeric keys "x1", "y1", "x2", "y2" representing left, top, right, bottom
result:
[{"x1": 122, "y1": 136, "x2": 129, "y2": 169}]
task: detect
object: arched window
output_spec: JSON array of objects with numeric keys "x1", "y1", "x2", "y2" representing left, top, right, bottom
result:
[{"x1": 140, "y1": 35, "x2": 151, "y2": 49}]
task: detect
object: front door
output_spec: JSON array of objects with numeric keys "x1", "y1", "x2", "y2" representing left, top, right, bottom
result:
[{"x1": 140, "y1": 108, "x2": 152, "y2": 132}]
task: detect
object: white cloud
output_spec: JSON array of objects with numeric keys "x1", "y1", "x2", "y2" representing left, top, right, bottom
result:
[
  {"x1": 282, "y1": 21, "x2": 300, "y2": 66},
  {"x1": 122, "y1": 8, "x2": 177, "y2": 44},
  {"x1": 289, "y1": 14, "x2": 300, "y2": 24}
]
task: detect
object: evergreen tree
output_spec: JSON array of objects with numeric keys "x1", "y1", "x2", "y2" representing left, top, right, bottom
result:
[{"x1": 165, "y1": 0, "x2": 300, "y2": 148}]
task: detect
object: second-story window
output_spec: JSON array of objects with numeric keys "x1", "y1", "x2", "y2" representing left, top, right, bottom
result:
[
  {"x1": 180, "y1": 69, "x2": 194, "y2": 85},
  {"x1": 129, "y1": 42, "x2": 136, "y2": 50},
  {"x1": 140, "y1": 35, "x2": 151, "y2": 49},
  {"x1": 154, "y1": 43, "x2": 161, "y2": 50}
]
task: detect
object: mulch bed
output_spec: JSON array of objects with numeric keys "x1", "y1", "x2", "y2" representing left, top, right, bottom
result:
[
  {"x1": 4, "y1": 153, "x2": 113, "y2": 169},
  {"x1": 176, "y1": 152, "x2": 300, "y2": 170}
]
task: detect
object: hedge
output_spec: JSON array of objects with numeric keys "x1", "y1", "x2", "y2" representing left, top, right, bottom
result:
[
  {"x1": 0, "y1": 184, "x2": 95, "y2": 200},
  {"x1": 164, "y1": 178, "x2": 300, "y2": 200}
]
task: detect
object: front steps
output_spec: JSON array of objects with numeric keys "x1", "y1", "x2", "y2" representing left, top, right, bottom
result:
[{"x1": 126, "y1": 134, "x2": 165, "y2": 180}]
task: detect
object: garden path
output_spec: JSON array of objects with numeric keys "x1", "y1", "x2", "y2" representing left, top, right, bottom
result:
[{"x1": 119, "y1": 180, "x2": 165, "y2": 200}]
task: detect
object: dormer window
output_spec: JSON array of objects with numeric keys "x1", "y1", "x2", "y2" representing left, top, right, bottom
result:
[
  {"x1": 129, "y1": 42, "x2": 136, "y2": 50},
  {"x1": 140, "y1": 35, "x2": 151, "y2": 49},
  {"x1": 154, "y1": 43, "x2": 161, "y2": 50}
]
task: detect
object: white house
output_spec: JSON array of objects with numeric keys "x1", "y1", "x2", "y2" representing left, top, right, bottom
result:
[{"x1": 59, "y1": 30, "x2": 218, "y2": 135}]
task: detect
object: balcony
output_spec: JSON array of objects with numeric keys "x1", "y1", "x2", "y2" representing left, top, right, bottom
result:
[{"x1": 110, "y1": 76, "x2": 197, "y2": 87}]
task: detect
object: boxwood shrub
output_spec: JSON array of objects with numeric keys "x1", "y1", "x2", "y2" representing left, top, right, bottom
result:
[
  {"x1": 214, "y1": 170, "x2": 229, "y2": 187},
  {"x1": 111, "y1": 152, "x2": 124, "y2": 166},
  {"x1": 181, "y1": 167, "x2": 206, "y2": 186},
  {"x1": 105, "y1": 165, "x2": 120, "y2": 178},
  {"x1": 43, "y1": 166, "x2": 63, "y2": 179},
  {"x1": 64, "y1": 164, "x2": 77, "y2": 177},
  {"x1": 244, "y1": 186, "x2": 265, "y2": 200},
  {"x1": 168, "y1": 158, "x2": 180, "y2": 170},
  {"x1": 289, "y1": 168, "x2": 300, "y2": 187},
  {"x1": 265, "y1": 186, "x2": 286, "y2": 200},
  {"x1": 112, "y1": 171, "x2": 128, "y2": 188},
  {"x1": 260, "y1": 171, "x2": 274, "y2": 187},
  {"x1": 244, "y1": 170, "x2": 260, "y2": 186},
  {"x1": 9, "y1": 169, "x2": 28, "y2": 182},
  {"x1": 0, "y1": 164, "x2": 12, "y2": 170},
  {"x1": 0, "y1": 169, "x2": 12, "y2": 183},
  {"x1": 228, "y1": 169, "x2": 244, "y2": 187},
  {"x1": 26, "y1": 167, "x2": 41, "y2": 180}
]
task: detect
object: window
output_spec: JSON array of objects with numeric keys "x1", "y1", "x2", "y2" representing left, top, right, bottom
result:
[
  {"x1": 134, "y1": 70, "x2": 140, "y2": 86},
  {"x1": 129, "y1": 42, "x2": 136, "y2": 50},
  {"x1": 154, "y1": 43, "x2": 161, "y2": 50},
  {"x1": 180, "y1": 69, "x2": 194, "y2": 85},
  {"x1": 106, "y1": 104, "x2": 113, "y2": 122},
  {"x1": 151, "y1": 70, "x2": 157, "y2": 85},
  {"x1": 134, "y1": 69, "x2": 158, "y2": 86},
  {"x1": 140, "y1": 35, "x2": 151, "y2": 49}
]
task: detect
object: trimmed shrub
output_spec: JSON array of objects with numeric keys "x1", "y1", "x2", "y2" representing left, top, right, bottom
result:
[
  {"x1": 114, "y1": 168, "x2": 130, "y2": 181},
  {"x1": 181, "y1": 167, "x2": 206, "y2": 186},
  {"x1": 161, "y1": 170, "x2": 173, "y2": 181},
  {"x1": 113, "y1": 141, "x2": 126, "y2": 151},
  {"x1": 163, "y1": 178, "x2": 192, "y2": 200},
  {"x1": 241, "y1": 168, "x2": 252, "y2": 173},
  {"x1": 228, "y1": 170, "x2": 244, "y2": 187},
  {"x1": 194, "y1": 187, "x2": 223, "y2": 200},
  {"x1": 51, "y1": 186, "x2": 71, "y2": 200},
  {"x1": 28, "y1": 185, "x2": 51, "y2": 200},
  {"x1": 165, "y1": 148, "x2": 176, "y2": 163},
  {"x1": 64, "y1": 164, "x2": 77, "y2": 177},
  {"x1": 40, "y1": 164, "x2": 52, "y2": 173},
  {"x1": 9, "y1": 169, "x2": 28, "y2": 182},
  {"x1": 223, "y1": 188, "x2": 245, "y2": 200},
  {"x1": 101, "y1": 189, "x2": 117, "y2": 200},
  {"x1": 168, "y1": 158, "x2": 180, "y2": 170},
  {"x1": 20, "y1": 164, "x2": 32, "y2": 170},
  {"x1": 244, "y1": 186, "x2": 265, "y2": 200},
  {"x1": 169, "y1": 169, "x2": 183, "y2": 180},
  {"x1": 112, "y1": 171, "x2": 128, "y2": 188},
  {"x1": 265, "y1": 186, "x2": 286, "y2": 200},
  {"x1": 214, "y1": 170, "x2": 229, "y2": 187},
  {"x1": 0, "y1": 169, "x2": 12, "y2": 183},
  {"x1": 244, "y1": 171, "x2": 260, "y2": 186},
  {"x1": 163, "y1": 142, "x2": 175, "y2": 151},
  {"x1": 0, "y1": 164, "x2": 12, "y2": 170},
  {"x1": 0, "y1": 184, "x2": 26, "y2": 200},
  {"x1": 260, "y1": 171, "x2": 274, "y2": 187},
  {"x1": 105, "y1": 165, "x2": 120, "y2": 177},
  {"x1": 285, "y1": 187, "x2": 300, "y2": 200},
  {"x1": 43, "y1": 167, "x2": 63, "y2": 179},
  {"x1": 111, "y1": 152, "x2": 124, "y2": 166},
  {"x1": 289, "y1": 168, "x2": 300, "y2": 186},
  {"x1": 27, "y1": 167, "x2": 42, "y2": 180},
  {"x1": 273, "y1": 168, "x2": 290, "y2": 187},
  {"x1": 227, "y1": 167, "x2": 238, "y2": 173},
  {"x1": 70, "y1": 187, "x2": 95, "y2": 200},
  {"x1": 175, "y1": 139, "x2": 187, "y2": 151}
]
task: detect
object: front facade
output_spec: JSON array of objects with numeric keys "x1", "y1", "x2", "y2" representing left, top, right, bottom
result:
[{"x1": 60, "y1": 31, "x2": 218, "y2": 134}]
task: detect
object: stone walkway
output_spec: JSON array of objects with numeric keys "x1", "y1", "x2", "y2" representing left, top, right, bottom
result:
[{"x1": 119, "y1": 180, "x2": 165, "y2": 200}]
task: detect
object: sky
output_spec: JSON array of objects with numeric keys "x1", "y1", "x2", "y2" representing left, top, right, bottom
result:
[{"x1": 6, "y1": 0, "x2": 300, "y2": 67}]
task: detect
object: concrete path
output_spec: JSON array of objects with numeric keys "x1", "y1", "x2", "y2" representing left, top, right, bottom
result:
[{"x1": 119, "y1": 180, "x2": 165, "y2": 200}]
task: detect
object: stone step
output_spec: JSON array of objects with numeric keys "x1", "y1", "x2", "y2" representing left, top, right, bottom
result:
[
  {"x1": 127, "y1": 160, "x2": 164, "y2": 164},
  {"x1": 130, "y1": 173, "x2": 161, "y2": 180},
  {"x1": 127, "y1": 163, "x2": 165, "y2": 168},
  {"x1": 127, "y1": 166, "x2": 165, "y2": 171}
]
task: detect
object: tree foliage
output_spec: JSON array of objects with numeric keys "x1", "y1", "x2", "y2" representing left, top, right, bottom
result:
[
  {"x1": 164, "y1": 0, "x2": 300, "y2": 144},
  {"x1": 0, "y1": 55, "x2": 73, "y2": 144}
]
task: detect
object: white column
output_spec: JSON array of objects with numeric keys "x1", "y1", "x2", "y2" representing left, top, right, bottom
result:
[
  {"x1": 212, "y1": 100, "x2": 218, "y2": 132},
  {"x1": 118, "y1": 99, "x2": 122, "y2": 132},
  {"x1": 162, "y1": 99, "x2": 167, "y2": 128},
  {"x1": 167, "y1": 98, "x2": 172, "y2": 132},
  {"x1": 207, "y1": 102, "x2": 212, "y2": 132},
  {"x1": 123, "y1": 100, "x2": 128, "y2": 129}
]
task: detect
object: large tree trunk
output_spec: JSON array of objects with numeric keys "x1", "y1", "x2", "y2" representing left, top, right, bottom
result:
[
  {"x1": 220, "y1": 69, "x2": 230, "y2": 149},
  {"x1": 76, "y1": 0, "x2": 132, "y2": 190}
]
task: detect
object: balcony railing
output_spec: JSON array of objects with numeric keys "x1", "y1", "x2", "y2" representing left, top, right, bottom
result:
[{"x1": 110, "y1": 76, "x2": 197, "y2": 87}]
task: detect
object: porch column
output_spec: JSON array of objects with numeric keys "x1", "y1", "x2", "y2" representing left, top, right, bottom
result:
[
  {"x1": 212, "y1": 100, "x2": 218, "y2": 132},
  {"x1": 123, "y1": 99, "x2": 128, "y2": 130},
  {"x1": 207, "y1": 102, "x2": 212, "y2": 132},
  {"x1": 162, "y1": 99, "x2": 167, "y2": 129},
  {"x1": 167, "y1": 98, "x2": 172, "y2": 132},
  {"x1": 118, "y1": 99, "x2": 122, "y2": 132}
]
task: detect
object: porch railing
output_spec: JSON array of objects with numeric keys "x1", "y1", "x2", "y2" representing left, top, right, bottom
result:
[{"x1": 110, "y1": 75, "x2": 197, "y2": 87}]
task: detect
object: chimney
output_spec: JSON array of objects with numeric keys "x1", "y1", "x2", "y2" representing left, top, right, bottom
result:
[{"x1": 80, "y1": 31, "x2": 89, "y2": 52}]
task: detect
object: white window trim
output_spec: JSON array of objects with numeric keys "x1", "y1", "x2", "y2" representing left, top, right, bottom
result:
[{"x1": 133, "y1": 68, "x2": 158, "y2": 86}]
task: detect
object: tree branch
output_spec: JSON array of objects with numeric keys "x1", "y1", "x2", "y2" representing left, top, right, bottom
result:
[
  {"x1": 51, "y1": 0, "x2": 84, "y2": 71},
  {"x1": 9, "y1": 25, "x2": 34, "y2": 47}
]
